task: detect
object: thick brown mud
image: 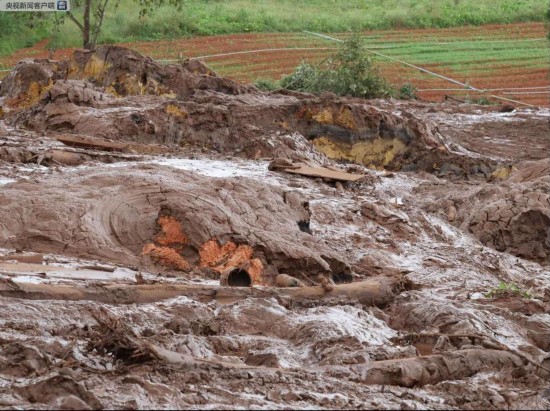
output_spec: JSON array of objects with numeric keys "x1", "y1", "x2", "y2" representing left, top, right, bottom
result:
[{"x1": 0, "y1": 46, "x2": 549, "y2": 409}]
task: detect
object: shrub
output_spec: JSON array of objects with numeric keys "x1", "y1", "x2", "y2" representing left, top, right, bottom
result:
[
  {"x1": 485, "y1": 282, "x2": 533, "y2": 299},
  {"x1": 398, "y1": 82, "x2": 417, "y2": 100},
  {"x1": 279, "y1": 34, "x2": 395, "y2": 99},
  {"x1": 254, "y1": 79, "x2": 280, "y2": 91}
]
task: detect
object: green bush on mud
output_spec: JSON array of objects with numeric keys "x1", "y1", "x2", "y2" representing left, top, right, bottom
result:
[
  {"x1": 254, "y1": 78, "x2": 280, "y2": 91},
  {"x1": 484, "y1": 282, "x2": 533, "y2": 299},
  {"x1": 279, "y1": 34, "x2": 395, "y2": 99},
  {"x1": 398, "y1": 82, "x2": 417, "y2": 100}
]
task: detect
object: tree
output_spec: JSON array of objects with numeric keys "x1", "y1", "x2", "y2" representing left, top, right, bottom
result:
[
  {"x1": 278, "y1": 34, "x2": 395, "y2": 99},
  {"x1": 54, "y1": 0, "x2": 181, "y2": 50}
]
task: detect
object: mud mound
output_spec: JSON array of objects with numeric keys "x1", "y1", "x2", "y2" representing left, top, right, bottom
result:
[
  {"x1": 67, "y1": 46, "x2": 254, "y2": 98},
  {"x1": 1, "y1": 47, "x2": 501, "y2": 175},
  {"x1": 467, "y1": 187, "x2": 550, "y2": 263},
  {"x1": 0, "y1": 46, "x2": 253, "y2": 111},
  {"x1": 417, "y1": 159, "x2": 550, "y2": 263},
  {"x1": 0, "y1": 164, "x2": 349, "y2": 282}
]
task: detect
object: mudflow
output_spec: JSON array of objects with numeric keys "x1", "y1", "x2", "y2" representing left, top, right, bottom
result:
[{"x1": 0, "y1": 46, "x2": 549, "y2": 409}]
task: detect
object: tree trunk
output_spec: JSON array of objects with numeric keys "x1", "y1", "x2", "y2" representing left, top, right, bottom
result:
[
  {"x1": 0, "y1": 276, "x2": 404, "y2": 306},
  {"x1": 83, "y1": 0, "x2": 92, "y2": 49}
]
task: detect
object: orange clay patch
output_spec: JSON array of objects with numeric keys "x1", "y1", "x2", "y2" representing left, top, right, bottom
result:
[
  {"x1": 199, "y1": 238, "x2": 264, "y2": 285},
  {"x1": 142, "y1": 243, "x2": 191, "y2": 271},
  {"x1": 153, "y1": 215, "x2": 187, "y2": 248}
]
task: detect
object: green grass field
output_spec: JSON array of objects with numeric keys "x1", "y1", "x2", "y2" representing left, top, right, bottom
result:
[
  {"x1": 0, "y1": 0, "x2": 548, "y2": 56},
  {"x1": 354, "y1": 35, "x2": 549, "y2": 72}
]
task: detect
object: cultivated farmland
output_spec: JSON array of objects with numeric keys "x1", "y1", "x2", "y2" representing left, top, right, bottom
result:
[{"x1": 2, "y1": 22, "x2": 546, "y2": 106}]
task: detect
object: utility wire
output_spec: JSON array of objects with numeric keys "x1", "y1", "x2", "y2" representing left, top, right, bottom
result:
[{"x1": 302, "y1": 31, "x2": 537, "y2": 108}]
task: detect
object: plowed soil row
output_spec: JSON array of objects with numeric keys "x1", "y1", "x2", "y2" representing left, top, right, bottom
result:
[{"x1": 1, "y1": 23, "x2": 548, "y2": 106}]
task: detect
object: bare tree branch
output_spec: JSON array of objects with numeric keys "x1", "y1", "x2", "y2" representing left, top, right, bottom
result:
[
  {"x1": 91, "y1": 0, "x2": 110, "y2": 46},
  {"x1": 66, "y1": 11, "x2": 84, "y2": 33}
]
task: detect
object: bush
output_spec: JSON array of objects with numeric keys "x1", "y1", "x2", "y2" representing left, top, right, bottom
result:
[
  {"x1": 254, "y1": 79, "x2": 280, "y2": 91},
  {"x1": 485, "y1": 282, "x2": 533, "y2": 299},
  {"x1": 279, "y1": 34, "x2": 395, "y2": 99},
  {"x1": 398, "y1": 82, "x2": 417, "y2": 100}
]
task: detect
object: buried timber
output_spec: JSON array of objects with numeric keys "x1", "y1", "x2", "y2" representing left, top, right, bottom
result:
[{"x1": 0, "y1": 46, "x2": 549, "y2": 409}]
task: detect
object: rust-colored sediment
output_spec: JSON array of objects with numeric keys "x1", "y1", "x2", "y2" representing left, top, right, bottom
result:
[
  {"x1": 141, "y1": 215, "x2": 190, "y2": 271},
  {"x1": 154, "y1": 215, "x2": 187, "y2": 247},
  {"x1": 199, "y1": 238, "x2": 264, "y2": 285},
  {"x1": 142, "y1": 217, "x2": 264, "y2": 281},
  {"x1": 142, "y1": 243, "x2": 191, "y2": 271}
]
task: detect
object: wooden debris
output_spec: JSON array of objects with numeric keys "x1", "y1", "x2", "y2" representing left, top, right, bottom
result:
[
  {"x1": 0, "y1": 254, "x2": 44, "y2": 264},
  {"x1": 0, "y1": 275, "x2": 407, "y2": 307},
  {"x1": 55, "y1": 133, "x2": 167, "y2": 154},
  {"x1": 268, "y1": 158, "x2": 366, "y2": 182},
  {"x1": 0, "y1": 262, "x2": 133, "y2": 282}
]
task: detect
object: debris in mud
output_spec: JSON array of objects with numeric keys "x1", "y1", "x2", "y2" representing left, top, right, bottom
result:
[
  {"x1": 1, "y1": 46, "x2": 509, "y2": 177},
  {"x1": 269, "y1": 158, "x2": 367, "y2": 182},
  {"x1": 56, "y1": 133, "x2": 168, "y2": 154},
  {"x1": 276, "y1": 273, "x2": 306, "y2": 288},
  {"x1": 0, "y1": 252, "x2": 43, "y2": 264},
  {"x1": 0, "y1": 45, "x2": 549, "y2": 409},
  {"x1": 0, "y1": 165, "x2": 350, "y2": 281}
]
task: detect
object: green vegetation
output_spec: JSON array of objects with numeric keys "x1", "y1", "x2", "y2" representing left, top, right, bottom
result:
[
  {"x1": 277, "y1": 34, "x2": 395, "y2": 98},
  {"x1": 254, "y1": 35, "x2": 418, "y2": 100},
  {"x1": 49, "y1": 0, "x2": 175, "y2": 49},
  {"x1": 484, "y1": 282, "x2": 533, "y2": 299},
  {"x1": 398, "y1": 82, "x2": 417, "y2": 100},
  {"x1": 218, "y1": 28, "x2": 547, "y2": 96},
  {"x1": 0, "y1": 0, "x2": 548, "y2": 56},
  {"x1": 254, "y1": 79, "x2": 279, "y2": 91},
  {"x1": 0, "y1": 13, "x2": 49, "y2": 56}
]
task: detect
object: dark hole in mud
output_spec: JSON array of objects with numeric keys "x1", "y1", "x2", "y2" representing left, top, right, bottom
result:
[
  {"x1": 141, "y1": 72, "x2": 147, "y2": 85},
  {"x1": 227, "y1": 268, "x2": 252, "y2": 287},
  {"x1": 131, "y1": 113, "x2": 145, "y2": 124},
  {"x1": 332, "y1": 272, "x2": 353, "y2": 284},
  {"x1": 298, "y1": 220, "x2": 312, "y2": 234}
]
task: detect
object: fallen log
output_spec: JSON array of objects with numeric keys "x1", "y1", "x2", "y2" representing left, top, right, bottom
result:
[
  {"x1": 0, "y1": 254, "x2": 44, "y2": 264},
  {"x1": 0, "y1": 262, "x2": 134, "y2": 282},
  {"x1": 55, "y1": 134, "x2": 131, "y2": 152},
  {"x1": 344, "y1": 348, "x2": 525, "y2": 387},
  {"x1": 40, "y1": 149, "x2": 90, "y2": 166},
  {"x1": 54, "y1": 133, "x2": 167, "y2": 155},
  {"x1": 0, "y1": 275, "x2": 405, "y2": 306}
]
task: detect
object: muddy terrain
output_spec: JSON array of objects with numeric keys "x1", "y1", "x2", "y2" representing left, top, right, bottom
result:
[{"x1": 0, "y1": 46, "x2": 549, "y2": 409}]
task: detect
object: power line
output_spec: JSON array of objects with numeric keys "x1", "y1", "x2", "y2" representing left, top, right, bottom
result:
[{"x1": 302, "y1": 31, "x2": 538, "y2": 108}]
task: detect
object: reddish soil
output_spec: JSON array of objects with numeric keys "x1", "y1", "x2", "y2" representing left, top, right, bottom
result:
[{"x1": 1, "y1": 23, "x2": 547, "y2": 106}]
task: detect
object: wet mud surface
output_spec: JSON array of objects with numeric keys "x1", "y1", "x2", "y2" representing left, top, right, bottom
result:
[{"x1": 0, "y1": 46, "x2": 549, "y2": 409}]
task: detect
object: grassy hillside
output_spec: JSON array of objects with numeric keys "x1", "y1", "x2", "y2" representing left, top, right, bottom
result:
[{"x1": 0, "y1": 0, "x2": 548, "y2": 56}]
